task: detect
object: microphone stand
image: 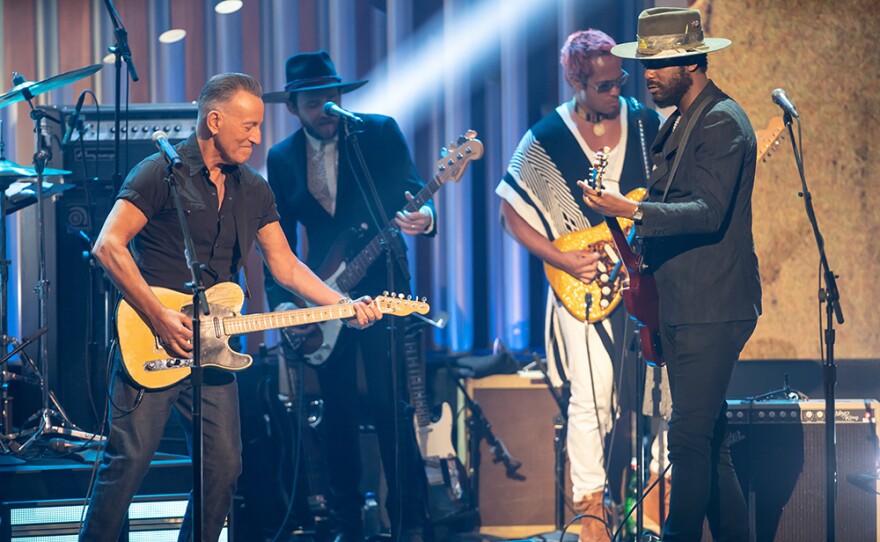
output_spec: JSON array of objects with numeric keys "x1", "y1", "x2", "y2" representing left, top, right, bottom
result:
[
  {"x1": 536, "y1": 358, "x2": 569, "y2": 533},
  {"x1": 342, "y1": 118, "x2": 412, "y2": 537},
  {"x1": 101, "y1": 0, "x2": 139, "y2": 194},
  {"x1": 783, "y1": 111, "x2": 844, "y2": 542},
  {"x1": 452, "y1": 376, "x2": 523, "y2": 509},
  {"x1": 164, "y1": 163, "x2": 211, "y2": 542}
]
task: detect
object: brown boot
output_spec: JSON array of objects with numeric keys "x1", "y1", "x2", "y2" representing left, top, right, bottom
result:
[
  {"x1": 574, "y1": 491, "x2": 610, "y2": 542},
  {"x1": 642, "y1": 472, "x2": 671, "y2": 534}
]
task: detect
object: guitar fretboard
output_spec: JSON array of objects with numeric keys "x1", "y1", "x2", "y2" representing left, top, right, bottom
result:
[
  {"x1": 336, "y1": 173, "x2": 446, "y2": 293},
  {"x1": 405, "y1": 335, "x2": 432, "y2": 428},
  {"x1": 336, "y1": 139, "x2": 480, "y2": 293},
  {"x1": 222, "y1": 304, "x2": 358, "y2": 335}
]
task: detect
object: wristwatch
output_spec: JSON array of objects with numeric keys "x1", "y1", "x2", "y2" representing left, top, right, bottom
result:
[{"x1": 631, "y1": 203, "x2": 644, "y2": 223}]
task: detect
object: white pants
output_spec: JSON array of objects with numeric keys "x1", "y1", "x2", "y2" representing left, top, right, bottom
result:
[{"x1": 548, "y1": 297, "x2": 670, "y2": 502}]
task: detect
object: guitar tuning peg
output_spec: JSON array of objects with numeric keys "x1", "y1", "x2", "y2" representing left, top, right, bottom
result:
[
  {"x1": 398, "y1": 293, "x2": 405, "y2": 299},
  {"x1": 406, "y1": 294, "x2": 412, "y2": 300},
  {"x1": 457, "y1": 135, "x2": 467, "y2": 145},
  {"x1": 383, "y1": 291, "x2": 389, "y2": 296},
  {"x1": 421, "y1": 297, "x2": 427, "y2": 303},
  {"x1": 440, "y1": 146, "x2": 449, "y2": 157}
]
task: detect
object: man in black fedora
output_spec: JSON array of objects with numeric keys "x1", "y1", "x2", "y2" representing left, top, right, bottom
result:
[
  {"x1": 580, "y1": 8, "x2": 762, "y2": 541},
  {"x1": 263, "y1": 51, "x2": 435, "y2": 542}
]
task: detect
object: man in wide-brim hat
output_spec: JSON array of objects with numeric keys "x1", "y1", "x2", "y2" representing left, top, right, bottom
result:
[
  {"x1": 581, "y1": 8, "x2": 762, "y2": 542},
  {"x1": 262, "y1": 50, "x2": 367, "y2": 104},
  {"x1": 262, "y1": 50, "x2": 436, "y2": 542}
]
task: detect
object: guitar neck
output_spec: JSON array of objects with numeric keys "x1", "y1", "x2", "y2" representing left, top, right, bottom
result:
[
  {"x1": 604, "y1": 216, "x2": 641, "y2": 271},
  {"x1": 404, "y1": 335, "x2": 432, "y2": 428},
  {"x1": 222, "y1": 304, "x2": 357, "y2": 336},
  {"x1": 336, "y1": 175, "x2": 444, "y2": 292}
]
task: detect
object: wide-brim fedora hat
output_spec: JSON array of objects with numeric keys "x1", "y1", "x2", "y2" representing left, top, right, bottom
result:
[
  {"x1": 263, "y1": 50, "x2": 368, "y2": 104},
  {"x1": 611, "y1": 7, "x2": 731, "y2": 60}
]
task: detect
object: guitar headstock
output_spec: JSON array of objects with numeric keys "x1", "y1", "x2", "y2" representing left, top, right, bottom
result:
[
  {"x1": 757, "y1": 116, "x2": 786, "y2": 163},
  {"x1": 586, "y1": 146, "x2": 611, "y2": 191},
  {"x1": 376, "y1": 293, "x2": 431, "y2": 316},
  {"x1": 435, "y1": 130, "x2": 484, "y2": 184}
]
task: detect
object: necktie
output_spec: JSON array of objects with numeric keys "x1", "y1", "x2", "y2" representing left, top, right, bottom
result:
[{"x1": 308, "y1": 141, "x2": 334, "y2": 215}]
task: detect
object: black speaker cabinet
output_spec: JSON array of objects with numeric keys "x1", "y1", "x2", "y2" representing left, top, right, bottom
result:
[{"x1": 727, "y1": 399, "x2": 879, "y2": 542}]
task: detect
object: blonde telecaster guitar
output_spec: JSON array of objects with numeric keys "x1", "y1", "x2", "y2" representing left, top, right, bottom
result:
[
  {"x1": 117, "y1": 282, "x2": 429, "y2": 389},
  {"x1": 545, "y1": 116, "x2": 786, "y2": 323}
]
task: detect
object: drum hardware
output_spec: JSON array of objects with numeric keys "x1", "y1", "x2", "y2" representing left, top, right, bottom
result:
[{"x1": 0, "y1": 65, "x2": 107, "y2": 456}]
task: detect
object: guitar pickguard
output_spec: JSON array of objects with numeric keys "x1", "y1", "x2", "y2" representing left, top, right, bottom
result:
[
  {"x1": 303, "y1": 264, "x2": 346, "y2": 367},
  {"x1": 545, "y1": 188, "x2": 644, "y2": 323}
]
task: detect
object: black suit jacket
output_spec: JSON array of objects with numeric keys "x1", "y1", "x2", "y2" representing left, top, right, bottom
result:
[
  {"x1": 638, "y1": 81, "x2": 762, "y2": 325},
  {"x1": 264, "y1": 114, "x2": 432, "y2": 308}
]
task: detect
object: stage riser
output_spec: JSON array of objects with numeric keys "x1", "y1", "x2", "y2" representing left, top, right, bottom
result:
[{"x1": 1, "y1": 494, "x2": 230, "y2": 541}]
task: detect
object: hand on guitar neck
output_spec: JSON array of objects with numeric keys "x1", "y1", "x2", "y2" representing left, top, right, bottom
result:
[{"x1": 578, "y1": 147, "x2": 640, "y2": 219}]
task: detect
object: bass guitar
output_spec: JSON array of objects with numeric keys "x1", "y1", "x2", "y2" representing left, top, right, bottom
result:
[
  {"x1": 117, "y1": 282, "x2": 429, "y2": 389},
  {"x1": 294, "y1": 131, "x2": 483, "y2": 366}
]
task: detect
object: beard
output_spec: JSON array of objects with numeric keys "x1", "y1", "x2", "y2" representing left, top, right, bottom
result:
[{"x1": 649, "y1": 67, "x2": 692, "y2": 109}]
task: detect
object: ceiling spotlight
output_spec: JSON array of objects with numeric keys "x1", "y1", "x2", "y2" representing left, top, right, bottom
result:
[
  {"x1": 215, "y1": 1, "x2": 243, "y2": 14},
  {"x1": 159, "y1": 29, "x2": 187, "y2": 44}
]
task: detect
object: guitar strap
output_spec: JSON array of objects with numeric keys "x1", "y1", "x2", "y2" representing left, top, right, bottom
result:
[
  {"x1": 628, "y1": 97, "x2": 653, "y2": 183},
  {"x1": 659, "y1": 96, "x2": 713, "y2": 203}
]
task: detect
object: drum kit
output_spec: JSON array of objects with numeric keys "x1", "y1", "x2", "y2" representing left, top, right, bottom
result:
[{"x1": 0, "y1": 63, "x2": 105, "y2": 460}]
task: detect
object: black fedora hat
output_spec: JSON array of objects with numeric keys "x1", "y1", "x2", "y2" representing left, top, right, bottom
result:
[
  {"x1": 611, "y1": 8, "x2": 730, "y2": 60},
  {"x1": 262, "y1": 50, "x2": 368, "y2": 104}
]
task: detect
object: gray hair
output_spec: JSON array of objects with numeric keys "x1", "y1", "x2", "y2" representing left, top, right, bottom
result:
[{"x1": 197, "y1": 73, "x2": 262, "y2": 119}]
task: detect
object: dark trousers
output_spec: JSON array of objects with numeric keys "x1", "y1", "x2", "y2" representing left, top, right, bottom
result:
[
  {"x1": 316, "y1": 320, "x2": 428, "y2": 538},
  {"x1": 661, "y1": 320, "x2": 756, "y2": 542},
  {"x1": 80, "y1": 360, "x2": 242, "y2": 542}
]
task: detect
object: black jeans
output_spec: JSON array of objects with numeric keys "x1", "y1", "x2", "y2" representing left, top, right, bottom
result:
[
  {"x1": 661, "y1": 320, "x2": 756, "y2": 542},
  {"x1": 316, "y1": 320, "x2": 429, "y2": 537},
  {"x1": 81, "y1": 359, "x2": 242, "y2": 542}
]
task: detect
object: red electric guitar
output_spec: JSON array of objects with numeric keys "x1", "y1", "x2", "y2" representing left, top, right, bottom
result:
[{"x1": 587, "y1": 149, "x2": 664, "y2": 367}]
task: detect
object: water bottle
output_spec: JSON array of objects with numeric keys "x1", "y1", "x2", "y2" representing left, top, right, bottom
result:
[
  {"x1": 362, "y1": 491, "x2": 381, "y2": 540},
  {"x1": 623, "y1": 458, "x2": 639, "y2": 538}
]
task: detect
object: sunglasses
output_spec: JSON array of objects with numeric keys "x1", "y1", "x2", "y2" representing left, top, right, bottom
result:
[{"x1": 585, "y1": 69, "x2": 629, "y2": 93}]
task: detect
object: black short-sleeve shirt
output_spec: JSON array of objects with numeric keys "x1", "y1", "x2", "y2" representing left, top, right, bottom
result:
[{"x1": 119, "y1": 133, "x2": 280, "y2": 293}]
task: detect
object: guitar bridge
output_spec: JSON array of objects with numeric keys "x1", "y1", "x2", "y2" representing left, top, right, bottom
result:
[{"x1": 144, "y1": 358, "x2": 194, "y2": 372}]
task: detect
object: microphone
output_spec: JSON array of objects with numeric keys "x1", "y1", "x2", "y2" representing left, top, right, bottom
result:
[
  {"x1": 771, "y1": 88, "x2": 799, "y2": 119},
  {"x1": 322, "y1": 102, "x2": 363, "y2": 124},
  {"x1": 47, "y1": 438, "x2": 101, "y2": 453},
  {"x1": 151, "y1": 130, "x2": 183, "y2": 169},
  {"x1": 62, "y1": 92, "x2": 87, "y2": 146}
]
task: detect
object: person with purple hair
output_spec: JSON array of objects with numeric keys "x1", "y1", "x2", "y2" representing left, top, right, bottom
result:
[{"x1": 497, "y1": 29, "x2": 666, "y2": 541}]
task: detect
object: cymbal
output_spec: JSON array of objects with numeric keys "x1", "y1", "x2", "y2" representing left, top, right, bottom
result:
[
  {"x1": 0, "y1": 63, "x2": 102, "y2": 109},
  {"x1": 0, "y1": 158, "x2": 71, "y2": 178}
]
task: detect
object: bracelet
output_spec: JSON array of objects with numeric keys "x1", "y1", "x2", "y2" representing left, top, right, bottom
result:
[{"x1": 337, "y1": 297, "x2": 353, "y2": 305}]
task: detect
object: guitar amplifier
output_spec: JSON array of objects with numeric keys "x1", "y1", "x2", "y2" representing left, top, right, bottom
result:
[
  {"x1": 465, "y1": 374, "x2": 574, "y2": 537},
  {"x1": 726, "y1": 399, "x2": 880, "y2": 542},
  {"x1": 37, "y1": 103, "x2": 197, "y2": 183}
]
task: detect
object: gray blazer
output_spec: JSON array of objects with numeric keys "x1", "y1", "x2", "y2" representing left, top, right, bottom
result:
[{"x1": 637, "y1": 81, "x2": 762, "y2": 325}]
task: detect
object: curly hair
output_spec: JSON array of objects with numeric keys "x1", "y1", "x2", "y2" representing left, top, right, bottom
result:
[{"x1": 560, "y1": 29, "x2": 617, "y2": 88}]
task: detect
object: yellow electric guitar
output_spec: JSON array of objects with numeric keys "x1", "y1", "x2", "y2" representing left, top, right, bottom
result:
[
  {"x1": 545, "y1": 116, "x2": 787, "y2": 323},
  {"x1": 117, "y1": 282, "x2": 429, "y2": 389}
]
